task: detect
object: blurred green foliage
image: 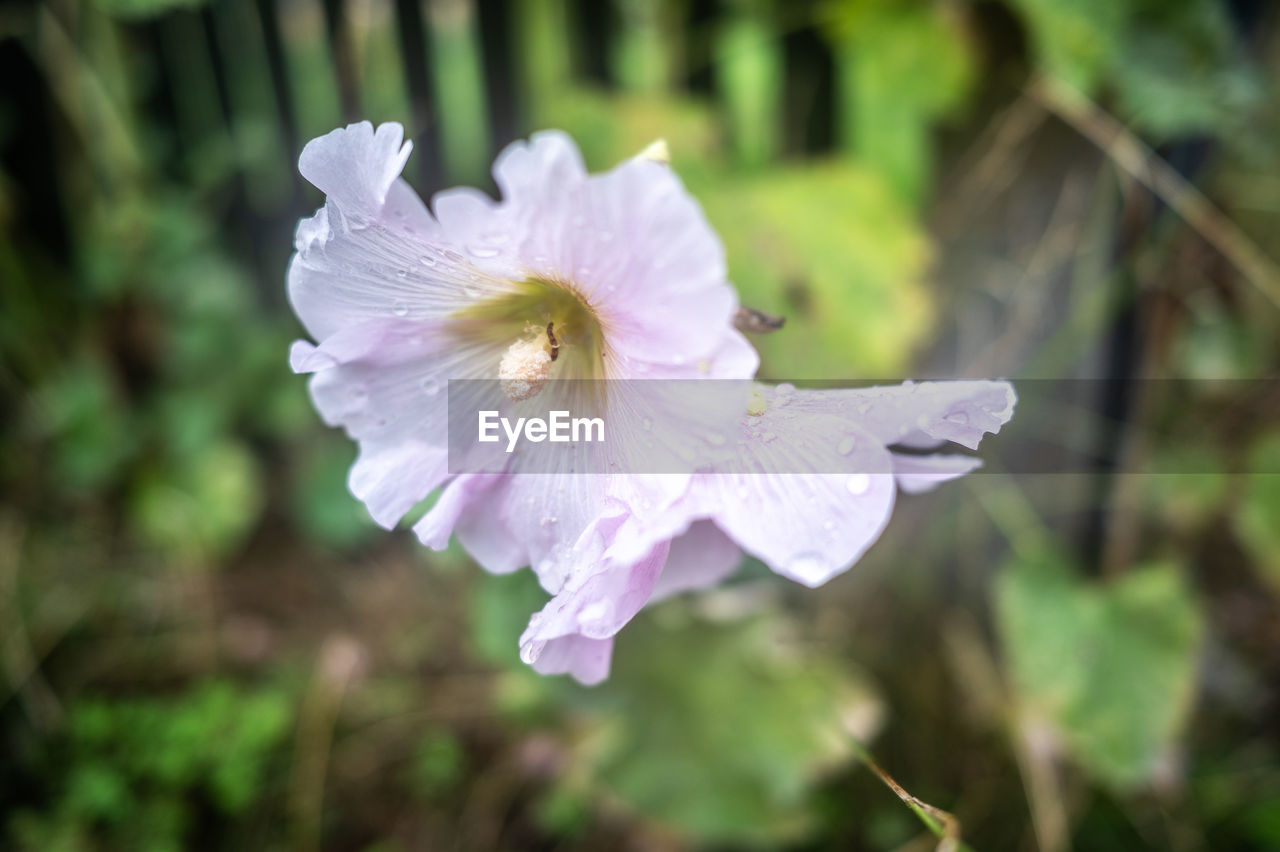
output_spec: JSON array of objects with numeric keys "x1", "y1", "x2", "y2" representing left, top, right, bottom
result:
[
  {"x1": 997, "y1": 554, "x2": 1203, "y2": 788},
  {"x1": 9, "y1": 682, "x2": 292, "y2": 852},
  {"x1": 3, "y1": 0, "x2": 1280, "y2": 849}
]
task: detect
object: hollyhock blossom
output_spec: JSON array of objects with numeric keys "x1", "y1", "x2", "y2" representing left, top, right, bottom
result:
[
  {"x1": 288, "y1": 121, "x2": 1016, "y2": 685},
  {"x1": 287, "y1": 122, "x2": 755, "y2": 674}
]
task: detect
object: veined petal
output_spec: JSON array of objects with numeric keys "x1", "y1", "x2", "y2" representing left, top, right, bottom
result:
[
  {"x1": 349, "y1": 439, "x2": 448, "y2": 529},
  {"x1": 892, "y1": 453, "x2": 983, "y2": 494},
  {"x1": 298, "y1": 121, "x2": 412, "y2": 220},
  {"x1": 529, "y1": 635, "x2": 614, "y2": 685},
  {"x1": 295, "y1": 319, "x2": 499, "y2": 529},
  {"x1": 788, "y1": 381, "x2": 1016, "y2": 451},
  {"x1": 290, "y1": 122, "x2": 520, "y2": 340},
  {"x1": 692, "y1": 391, "x2": 899, "y2": 588},
  {"x1": 519, "y1": 540, "x2": 670, "y2": 674},
  {"x1": 649, "y1": 520, "x2": 743, "y2": 604},
  {"x1": 493, "y1": 130, "x2": 589, "y2": 205}
]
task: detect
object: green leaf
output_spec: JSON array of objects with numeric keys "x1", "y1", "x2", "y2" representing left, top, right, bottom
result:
[
  {"x1": 825, "y1": 0, "x2": 975, "y2": 202},
  {"x1": 1236, "y1": 435, "x2": 1280, "y2": 591},
  {"x1": 568, "y1": 608, "x2": 882, "y2": 843},
  {"x1": 698, "y1": 162, "x2": 933, "y2": 377},
  {"x1": 1006, "y1": 0, "x2": 1129, "y2": 92},
  {"x1": 1111, "y1": 0, "x2": 1262, "y2": 139},
  {"x1": 131, "y1": 440, "x2": 264, "y2": 563},
  {"x1": 996, "y1": 555, "x2": 1204, "y2": 788}
]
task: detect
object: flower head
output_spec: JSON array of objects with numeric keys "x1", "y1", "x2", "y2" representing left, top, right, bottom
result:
[{"x1": 288, "y1": 122, "x2": 1015, "y2": 685}]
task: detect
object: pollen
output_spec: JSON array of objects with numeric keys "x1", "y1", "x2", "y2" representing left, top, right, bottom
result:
[{"x1": 499, "y1": 336, "x2": 553, "y2": 401}]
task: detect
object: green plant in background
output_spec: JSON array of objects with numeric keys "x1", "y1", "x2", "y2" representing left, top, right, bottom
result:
[
  {"x1": 8, "y1": 682, "x2": 293, "y2": 852},
  {"x1": 1010, "y1": 0, "x2": 1261, "y2": 139},
  {"x1": 823, "y1": 0, "x2": 975, "y2": 204},
  {"x1": 4, "y1": 0, "x2": 1280, "y2": 848},
  {"x1": 1237, "y1": 435, "x2": 1280, "y2": 592},
  {"x1": 997, "y1": 553, "x2": 1203, "y2": 788},
  {"x1": 472, "y1": 570, "x2": 883, "y2": 845}
]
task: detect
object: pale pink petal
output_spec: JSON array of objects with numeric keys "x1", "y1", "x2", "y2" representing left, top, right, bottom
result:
[
  {"x1": 290, "y1": 122, "x2": 520, "y2": 340},
  {"x1": 530, "y1": 635, "x2": 614, "y2": 685},
  {"x1": 789, "y1": 381, "x2": 1016, "y2": 451},
  {"x1": 650, "y1": 520, "x2": 743, "y2": 603},
  {"x1": 892, "y1": 453, "x2": 983, "y2": 494},
  {"x1": 298, "y1": 121, "x2": 413, "y2": 221},
  {"x1": 519, "y1": 540, "x2": 670, "y2": 672},
  {"x1": 492, "y1": 130, "x2": 589, "y2": 205}
]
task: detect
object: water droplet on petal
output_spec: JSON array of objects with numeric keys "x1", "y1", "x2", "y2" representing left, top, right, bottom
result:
[
  {"x1": 468, "y1": 245, "x2": 499, "y2": 259},
  {"x1": 421, "y1": 377, "x2": 441, "y2": 395},
  {"x1": 857, "y1": 402, "x2": 872, "y2": 414},
  {"x1": 420, "y1": 254, "x2": 437, "y2": 267},
  {"x1": 837, "y1": 436, "x2": 857, "y2": 455},
  {"x1": 392, "y1": 302, "x2": 409, "y2": 317},
  {"x1": 775, "y1": 382, "x2": 795, "y2": 396},
  {"x1": 945, "y1": 410, "x2": 969, "y2": 425},
  {"x1": 396, "y1": 268, "x2": 407, "y2": 278},
  {"x1": 846, "y1": 473, "x2": 870, "y2": 495}
]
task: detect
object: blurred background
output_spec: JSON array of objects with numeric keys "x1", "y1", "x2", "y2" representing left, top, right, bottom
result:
[{"x1": 2, "y1": 0, "x2": 1279, "y2": 849}]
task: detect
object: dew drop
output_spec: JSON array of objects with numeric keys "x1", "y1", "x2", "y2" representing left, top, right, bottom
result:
[
  {"x1": 468, "y1": 245, "x2": 499, "y2": 259},
  {"x1": 837, "y1": 436, "x2": 857, "y2": 456},
  {"x1": 845, "y1": 473, "x2": 870, "y2": 495},
  {"x1": 945, "y1": 410, "x2": 970, "y2": 425},
  {"x1": 392, "y1": 301, "x2": 409, "y2": 317},
  {"x1": 396, "y1": 268, "x2": 408, "y2": 278},
  {"x1": 421, "y1": 377, "x2": 441, "y2": 395},
  {"x1": 419, "y1": 254, "x2": 437, "y2": 267}
]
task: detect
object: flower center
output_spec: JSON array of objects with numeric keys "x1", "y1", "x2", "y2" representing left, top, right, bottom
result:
[
  {"x1": 454, "y1": 277, "x2": 606, "y2": 399},
  {"x1": 498, "y1": 326, "x2": 555, "y2": 401}
]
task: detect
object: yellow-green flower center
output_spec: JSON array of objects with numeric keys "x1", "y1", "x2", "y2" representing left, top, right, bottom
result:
[{"x1": 454, "y1": 278, "x2": 607, "y2": 395}]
